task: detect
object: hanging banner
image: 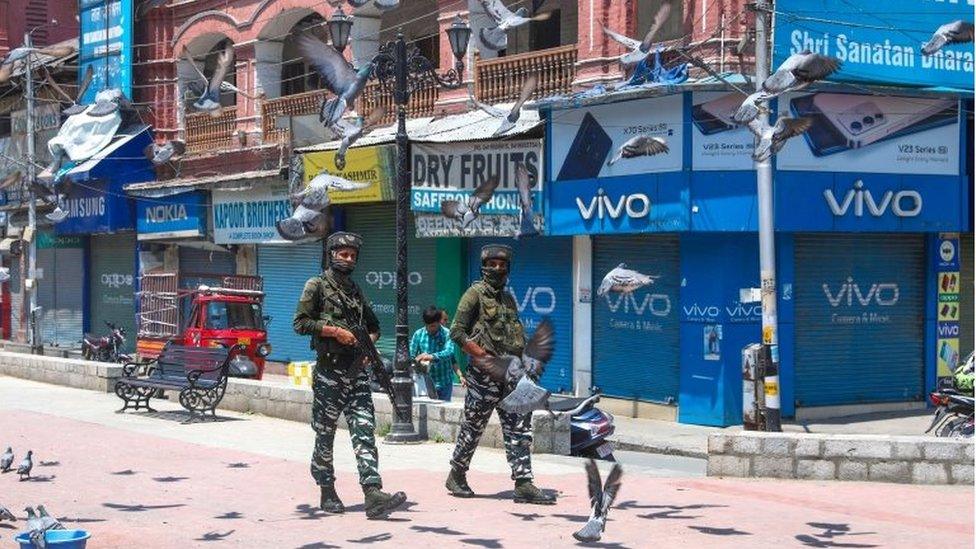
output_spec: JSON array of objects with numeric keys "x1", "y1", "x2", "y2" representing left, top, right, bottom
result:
[
  {"x1": 212, "y1": 183, "x2": 292, "y2": 244},
  {"x1": 414, "y1": 212, "x2": 544, "y2": 238},
  {"x1": 301, "y1": 144, "x2": 395, "y2": 204},
  {"x1": 79, "y1": 0, "x2": 134, "y2": 103},
  {"x1": 777, "y1": 92, "x2": 960, "y2": 175},
  {"x1": 773, "y1": 0, "x2": 974, "y2": 91},
  {"x1": 549, "y1": 94, "x2": 683, "y2": 181},
  {"x1": 691, "y1": 92, "x2": 755, "y2": 170},
  {"x1": 936, "y1": 233, "x2": 961, "y2": 380},
  {"x1": 410, "y1": 139, "x2": 543, "y2": 215}
]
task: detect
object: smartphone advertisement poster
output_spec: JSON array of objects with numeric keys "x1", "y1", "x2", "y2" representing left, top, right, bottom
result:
[
  {"x1": 691, "y1": 92, "x2": 756, "y2": 170},
  {"x1": 777, "y1": 92, "x2": 960, "y2": 175},
  {"x1": 548, "y1": 94, "x2": 683, "y2": 181},
  {"x1": 936, "y1": 233, "x2": 961, "y2": 379},
  {"x1": 773, "y1": 0, "x2": 974, "y2": 91}
]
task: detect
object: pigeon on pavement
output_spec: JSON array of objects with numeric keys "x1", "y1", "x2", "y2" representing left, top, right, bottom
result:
[
  {"x1": 478, "y1": 0, "x2": 550, "y2": 51},
  {"x1": 733, "y1": 51, "x2": 840, "y2": 123},
  {"x1": 332, "y1": 106, "x2": 387, "y2": 170},
  {"x1": 17, "y1": 450, "x2": 33, "y2": 480},
  {"x1": 469, "y1": 76, "x2": 538, "y2": 136},
  {"x1": 602, "y1": 1, "x2": 673, "y2": 66},
  {"x1": 1, "y1": 447, "x2": 13, "y2": 472},
  {"x1": 606, "y1": 136, "x2": 669, "y2": 166},
  {"x1": 745, "y1": 116, "x2": 812, "y2": 162},
  {"x1": 597, "y1": 263, "x2": 660, "y2": 296},
  {"x1": 37, "y1": 506, "x2": 64, "y2": 531},
  {"x1": 439, "y1": 175, "x2": 501, "y2": 231},
  {"x1": 573, "y1": 459, "x2": 624, "y2": 543},
  {"x1": 514, "y1": 162, "x2": 538, "y2": 240},
  {"x1": 473, "y1": 318, "x2": 555, "y2": 414},
  {"x1": 0, "y1": 504, "x2": 15, "y2": 522},
  {"x1": 298, "y1": 34, "x2": 375, "y2": 127},
  {"x1": 922, "y1": 20, "x2": 974, "y2": 55}
]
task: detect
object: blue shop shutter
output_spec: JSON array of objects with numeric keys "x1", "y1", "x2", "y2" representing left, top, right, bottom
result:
[
  {"x1": 592, "y1": 235, "x2": 681, "y2": 404},
  {"x1": 177, "y1": 246, "x2": 237, "y2": 323},
  {"x1": 794, "y1": 234, "x2": 925, "y2": 407},
  {"x1": 467, "y1": 237, "x2": 574, "y2": 393},
  {"x1": 258, "y1": 242, "x2": 323, "y2": 363}
]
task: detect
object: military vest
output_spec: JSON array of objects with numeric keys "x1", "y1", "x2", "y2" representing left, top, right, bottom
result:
[
  {"x1": 470, "y1": 281, "x2": 525, "y2": 357},
  {"x1": 310, "y1": 272, "x2": 366, "y2": 356}
]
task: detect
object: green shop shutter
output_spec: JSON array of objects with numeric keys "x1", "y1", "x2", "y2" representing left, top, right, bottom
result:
[
  {"x1": 794, "y1": 234, "x2": 925, "y2": 407},
  {"x1": 592, "y1": 234, "x2": 681, "y2": 404},
  {"x1": 258, "y1": 242, "x2": 323, "y2": 363},
  {"x1": 960, "y1": 233, "x2": 973, "y2": 361},
  {"x1": 345, "y1": 204, "x2": 438, "y2": 357},
  {"x1": 36, "y1": 240, "x2": 85, "y2": 348},
  {"x1": 89, "y1": 233, "x2": 137, "y2": 354}
]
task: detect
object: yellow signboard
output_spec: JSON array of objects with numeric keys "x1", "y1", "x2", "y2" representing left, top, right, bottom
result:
[{"x1": 302, "y1": 145, "x2": 395, "y2": 204}]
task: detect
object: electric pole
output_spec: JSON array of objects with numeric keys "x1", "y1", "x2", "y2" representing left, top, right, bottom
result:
[
  {"x1": 753, "y1": 0, "x2": 781, "y2": 431},
  {"x1": 24, "y1": 31, "x2": 38, "y2": 352}
]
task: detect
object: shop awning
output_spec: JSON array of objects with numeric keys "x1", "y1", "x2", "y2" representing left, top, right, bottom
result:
[
  {"x1": 59, "y1": 124, "x2": 154, "y2": 182},
  {"x1": 124, "y1": 169, "x2": 282, "y2": 198}
]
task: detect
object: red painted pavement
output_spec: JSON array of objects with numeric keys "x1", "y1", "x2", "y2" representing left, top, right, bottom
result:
[{"x1": 0, "y1": 411, "x2": 971, "y2": 548}]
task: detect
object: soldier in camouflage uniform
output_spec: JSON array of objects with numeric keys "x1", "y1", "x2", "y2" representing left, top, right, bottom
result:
[
  {"x1": 445, "y1": 244, "x2": 556, "y2": 505},
  {"x1": 293, "y1": 231, "x2": 408, "y2": 519}
]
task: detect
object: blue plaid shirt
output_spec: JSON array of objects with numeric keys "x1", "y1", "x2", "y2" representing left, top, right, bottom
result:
[{"x1": 409, "y1": 325, "x2": 457, "y2": 389}]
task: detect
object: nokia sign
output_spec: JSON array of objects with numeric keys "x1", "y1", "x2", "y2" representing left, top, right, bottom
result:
[
  {"x1": 576, "y1": 188, "x2": 651, "y2": 220},
  {"x1": 824, "y1": 180, "x2": 922, "y2": 218}
]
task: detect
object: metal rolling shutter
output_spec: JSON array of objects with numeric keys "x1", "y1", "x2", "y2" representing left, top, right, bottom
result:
[
  {"x1": 960, "y1": 233, "x2": 973, "y2": 360},
  {"x1": 258, "y1": 242, "x2": 323, "y2": 363},
  {"x1": 37, "y1": 247, "x2": 84, "y2": 348},
  {"x1": 591, "y1": 234, "x2": 681, "y2": 403},
  {"x1": 794, "y1": 234, "x2": 925, "y2": 407},
  {"x1": 467, "y1": 237, "x2": 575, "y2": 393},
  {"x1": 345, "y1": 204, "x2": 438, "y2": 357},
  {"x1": 179, "y1": 246, "x2": 236, "y2": 286},
  {"x1": 89, "y1": 233, "x2": 137, "y2": 354}
]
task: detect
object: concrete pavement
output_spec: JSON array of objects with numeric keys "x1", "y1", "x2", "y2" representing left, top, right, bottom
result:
[{"x1": 0, "y1": 375, "x2": 972, "y2": 548}]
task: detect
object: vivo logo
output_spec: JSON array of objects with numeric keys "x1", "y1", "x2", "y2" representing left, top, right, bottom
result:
[
  {"x1": 823, "y1": 277, "x2": 899, "y2": 307},
  {"x1": 605, "y1": 292, "x2": 671, "y2": 316},
  {"x1": 939, "y1": 324, "x2": 960, "y2": 338},
  {"x1": 509, "y1": 286, "x2": 555, "y2": 315},
  {"x1": 146, "y1": 204, "x2": 188, "y2": 223},
  {"x1": 576, "y1": 188, "x2": 650, "y2": 220},
  {"x1": 684, "y1": 302, "x2": 762, "y2": 319},
  {"x1": 824, "y1": 180, "x2": 922, "y2": 218}
]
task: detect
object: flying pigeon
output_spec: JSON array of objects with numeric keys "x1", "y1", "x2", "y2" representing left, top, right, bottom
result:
[
  {"x1": 291, "y1": 172, "x2": 371, "y2": 211},
  {"x1": 0, "y1": 44, "x2": 76, "y2": 84},
  {"x1": 372, "y1": 0, "x2": 399, "y2": 9},
  {"x1": 332, "y1": 106, "x2": 387, "y2": 170},
  {"x1": 184, "y1": 44, "x2": 248, "y2": 116},
  {"x1": 478, "y1": 0, "x2": 550, "y2": 51},
  {"x1": 746, "y1": 116, "x2": 812, "y2": 162},
  {"x1": 922, "y1": 20, "x2": 975, "y2": 55},
  {"x1": 573, "y1": 459, "x2": 624, "y2": 543},
  {"x1": 597, "y1": 263, "x2": 659, "y2": 296},
  {"x1": 298, "y1": 34, "x2": 375, "y2": 127},
  {"x1": 0, "y1": 268, "x2": 9, "y2": 283},
  {"x1": 0, "y1": 447, "x2": 13, "y2": 472},
  {"x1": 439, "y1": 174, "x2": 500, "y2": 230},
  {"x1": 276, "y1": 205, "x2": 328, "y2": 241},
  {"x1": 17, "y1": 450, "x2": 33, "y2": 480},
  {"x1": 602, "y1": 1, "x2": 673, "y2": 66},
  {"x1": 469, "y1": 75, "x2": 538, "y2": 137},
  {"x1": 473, "y1": 318, "x2": 555, "y2": 414},
  {"x1": 0, "y1": 504, "x2": 15, "y2": 521},
  {"x1": 85, "y1": 87, "x2": 135, "y2": 118},
  {"x1": 0, "y1": 170, "x2": 21, "y2": 190},
  {"x1": 606, "y1": 136, "x2": 668, "y2": 166},
  {"x1": 144, "y1": 139, "x2": 187, "y2": 165},
  {"x1": 49, "y1": 65, "x2": 94, "y2": 116},
  {"x1": 30, "y1": 181, "x2": 68, "y2": 223},
  {"x1": 733, "y1": 51, "x2": 840, "y2": 123},
  {"x1": 513, "y1": 162, "x2": 538, "y2": 239},
  {"x1": 37, "y1": 506, "x2": 64, "y2": 531}
]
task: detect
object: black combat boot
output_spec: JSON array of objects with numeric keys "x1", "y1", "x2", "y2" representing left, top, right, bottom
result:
[
  {"x1": 513, "y1": 479, "x2": 556, "y2": 505},
  {"x1": 363, "y1": 486, "x2": 407, "y2": 519},
  {"x1": 320, "y1": 484, "x2": 345, "y2": 514},
  {"x1": 445, "y1": 467, "x2": 475, "y2": 498}
]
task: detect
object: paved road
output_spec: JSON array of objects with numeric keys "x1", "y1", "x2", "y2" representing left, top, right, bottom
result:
[{"x1": 0, "y1": 376, "x2": 971, "y2": 548}]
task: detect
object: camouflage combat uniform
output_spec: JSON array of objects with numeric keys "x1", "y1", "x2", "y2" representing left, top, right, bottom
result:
[
  {"x1": 293, "y1": 244, "x2": 382, "y2": 490},
  {"x1": 449, "y1": 247, "x2": 534, "y2": 481}
]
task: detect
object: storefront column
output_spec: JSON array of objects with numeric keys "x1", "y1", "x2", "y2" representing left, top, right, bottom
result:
[
  {"x1": 572, "y1": 235, "x2": 593, "y2": 396},
  {"x1": 236, "y1": 244, "x2": 257, "y2": 275},
  {"x1": 163, "y1": 244, "x2": 179, "y2": 272}
]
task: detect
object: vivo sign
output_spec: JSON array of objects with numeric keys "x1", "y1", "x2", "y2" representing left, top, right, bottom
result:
[
  {"x1": 510, "y1": 286, "x2": 556, "y2": 315},
  {"x1": 576, "y1": 189, "x2": 651, "y2": 220},
  {"x1": 823, "y1": 277, "x2": 900, "y2": 307},
  {"x1": 824, "y1": 180, "x2": 922, "y2": 218},
  {"x1": 605, "y1": 292, "x2": 672, "y2": 316}
]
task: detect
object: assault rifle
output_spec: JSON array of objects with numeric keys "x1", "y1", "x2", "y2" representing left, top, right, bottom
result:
[{"x1": 347, "y1": 324, "x2": 397, "y2": 404}]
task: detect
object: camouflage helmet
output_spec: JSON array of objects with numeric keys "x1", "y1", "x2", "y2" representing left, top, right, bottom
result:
[
  {"x1": 326, "y1": 231, "x2": 363, "y2": 253},
  {"x1": 480, "y1": 244, "x2": 513, "y2": 265}
]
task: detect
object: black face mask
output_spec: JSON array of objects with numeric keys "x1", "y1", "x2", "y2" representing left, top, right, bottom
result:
[
  {"x1": 481, "y1": 264, "x2": 508, "y2": 289},
  {"x1": 330, "y1": 251, "x2": 357, "y2": 276}
]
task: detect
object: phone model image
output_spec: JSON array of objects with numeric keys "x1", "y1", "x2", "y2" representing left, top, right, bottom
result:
[
  {"x1": 813, "y1": 93, "x2": 954, "y2": 148},
  {"x1": 556, "y1": 111, "x2": 613, "y2": 181},
  {"x1": 691, "y1": 93, "x2": 745, "y2": 135},
  {"x1": 940, "y1": 340, "x2": 959, "y2": 370},
  {"x1": 790, "y1": 94, "x2": 957, "y2": 157},
  {"x1": 942, "y1": 273, "x2": 950, "y2": 292}
]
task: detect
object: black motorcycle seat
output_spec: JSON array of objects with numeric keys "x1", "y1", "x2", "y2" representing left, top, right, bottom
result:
[
  {"x1": 84, "y1": 334, "x2": 109, "y2": 344},
  {"x1": 549, "y1": 397, "x2": 591, "y2": 412}
]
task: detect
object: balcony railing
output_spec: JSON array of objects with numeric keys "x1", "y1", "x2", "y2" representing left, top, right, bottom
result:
[
  {"x1": 357, "y1": 81, "x2": 438, "y2": 126},
  {"x1": 475, "y1": 44, "x2": 577, "y2": 105},
  {"x1": 184, "y1": 107, "x2": 237, "y2": 154},
  {"x1": 261, "y1": 89, "x2": 328, "y2": 144}
]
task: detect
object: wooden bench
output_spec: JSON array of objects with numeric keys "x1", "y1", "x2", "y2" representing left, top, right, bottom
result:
[{"x1": 114, "y1": 343, "x2": 245, "y2": 421}]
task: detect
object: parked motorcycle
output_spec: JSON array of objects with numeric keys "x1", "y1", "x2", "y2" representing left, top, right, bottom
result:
[
  {"x1": 926, "y1": 388, "x2": 974, "y2": 439},
  {"x1": 82, "y1": 321, "x2": 132, "y2": 363},
  {"x1": 551, "y1": 391, "x2": 617, "y2": 461}
]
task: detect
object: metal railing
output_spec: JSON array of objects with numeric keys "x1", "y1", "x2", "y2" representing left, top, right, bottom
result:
[
  {"x1": 356, "y1": 81, "x2": 439, "y2": 126},
  {"x1": 475, "y1": 44, "x2": 578, "y2": 105},
  {"x1": 260, "y1": 89, "x2": 328, "y2": 144},
  {"x1": 184, "y1": 107, "x2": 237, "y2": 154}
]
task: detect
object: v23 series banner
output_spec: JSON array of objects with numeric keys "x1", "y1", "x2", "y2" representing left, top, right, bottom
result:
[{"x1": 773, "y1": 0, "x2": 974, "y2": 90}]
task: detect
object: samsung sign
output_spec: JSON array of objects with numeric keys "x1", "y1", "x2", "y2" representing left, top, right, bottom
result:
[
  {"x1": 55, "y1": 179, "x2": 135, "y2": 235},
  {"x1": 137, "y1": 192, "x2": 206, "y2": 240}
]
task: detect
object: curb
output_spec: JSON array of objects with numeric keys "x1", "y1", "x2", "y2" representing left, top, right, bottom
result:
[{"x1": 609, "y1": 436, "x2": 708, "y2": 459}]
